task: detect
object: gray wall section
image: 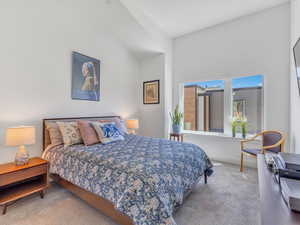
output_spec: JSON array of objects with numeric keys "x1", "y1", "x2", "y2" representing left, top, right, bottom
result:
[
  {"x1": 233, "y1": 88, "x2": 262, "y2": 133},
  {"x1": 197, "y1": 96, "x2": 205, "y2": 130},
  {"x1": 196, "y1": 91, "x2": 224, "y2": 132},
  {"x1": 193, "y1": 88, "x2": 262, "y2": 134},
  {"x1": 209, "y1": 91, "x2": 224, "y2": 132}
]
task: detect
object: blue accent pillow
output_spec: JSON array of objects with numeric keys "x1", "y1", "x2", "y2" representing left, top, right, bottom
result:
[{"x1": 92, "y1": 122, "x2": 124, "y2": 144}]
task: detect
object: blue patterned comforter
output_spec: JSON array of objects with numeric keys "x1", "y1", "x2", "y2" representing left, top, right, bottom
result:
[{"x1": 43, "y1": 134, "x2": 212, "y2": 225}]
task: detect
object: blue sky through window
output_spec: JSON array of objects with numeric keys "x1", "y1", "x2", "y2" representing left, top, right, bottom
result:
[
  {"x1": 184, "y1": 75, "x2": 263, "y2": 89},
  {"x1": 232, "y1": 75, "x2": 263, "y2": 88},
  {"x1": 185, "y1": 80, "x2": 224, "y2": 89}
]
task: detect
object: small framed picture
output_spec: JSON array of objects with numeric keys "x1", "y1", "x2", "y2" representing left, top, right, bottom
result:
[{"x1": 143, "y1": 80, "x2": 160, "y2": 104}]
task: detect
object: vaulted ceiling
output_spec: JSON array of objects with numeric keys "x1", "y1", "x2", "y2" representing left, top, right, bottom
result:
[{"x1": 121, "y1": 0, "x2": 289, "y2": 38}]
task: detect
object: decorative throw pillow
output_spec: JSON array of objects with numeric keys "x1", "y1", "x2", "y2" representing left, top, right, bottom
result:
[
  {"x1": 77, "y1": 120, "x2": 100, "y2": 146},
  {"x1": 98, "y1": 118, "x2": 128, "y2": 135},
  {"x1": 57, "y1": 122, "x2": 83, "y2": 147},
  {"x1": 46, "y1": 122, "x2": 63, "y2": 146},
  {"x1": 117, "y1": 119, "x2": 128, "y2": 134},
  {"x1": 92, "y1": 122, "x2": 124, "y2": 144}
]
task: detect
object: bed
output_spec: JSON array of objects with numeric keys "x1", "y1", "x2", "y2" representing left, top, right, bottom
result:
[{"x1": 42, "y1": 116, "x2": 213, "y2": 225}]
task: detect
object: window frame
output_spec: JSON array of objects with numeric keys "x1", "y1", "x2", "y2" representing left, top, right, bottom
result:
[{"x1": 179, "y1": 75, "x2": 264, "y2": 137}]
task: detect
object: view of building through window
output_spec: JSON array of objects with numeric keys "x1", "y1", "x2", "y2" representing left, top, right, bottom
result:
[
  {"x1": 183, "y1": 75, "x2": 263, "y2": 135},
  {"x1": 184, "y1": 80, "x2": 224, "y2": 133},
  {"x1": 232, "y1": 75, "x2": 263, "y2": 134}
]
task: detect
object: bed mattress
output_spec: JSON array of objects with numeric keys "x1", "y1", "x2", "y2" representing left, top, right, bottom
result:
[{"x1": 43, "y1": 134, "x2": 213, "y2": 225}]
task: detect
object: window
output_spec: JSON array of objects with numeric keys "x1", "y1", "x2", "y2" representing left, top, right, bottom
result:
[
  {"x1": 183, "y1": 80, "x2": 224, "y2": 133},
  {"x1": 182, "y1": 74, "x2": 264, "y2": 136},
  {"x1": 232, "y1": 75, "x2": 263, "y2": 134}
]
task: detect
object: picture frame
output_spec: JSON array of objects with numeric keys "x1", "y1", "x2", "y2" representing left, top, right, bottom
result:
[
  {"x1": 293, "y1": 37, "x2": 300, "y2": 96},
  {"x1": 71, "y1": 51, "x2": 101, "y2": 101},
  {"x1": 143, "y1": 80, "x2": 160, "y2": 104}
]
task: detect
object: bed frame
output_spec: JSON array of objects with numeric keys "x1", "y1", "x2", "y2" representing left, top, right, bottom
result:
[
  {"x1": 42, "y1": 116, "x2": 209, "y2": 225},
  {"x1": 43, "y1": 116, "x2": 133, "y2": 225}
]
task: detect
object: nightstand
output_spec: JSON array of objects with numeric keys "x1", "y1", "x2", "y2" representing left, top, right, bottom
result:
[{"x1": 0, "y1": 157, "x2": 49, "y2": 215}]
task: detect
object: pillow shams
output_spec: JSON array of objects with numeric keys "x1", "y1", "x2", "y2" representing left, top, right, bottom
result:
[
  {"x1": 57, "y1": 122, "x2": 83, "y2": 147},
  {"x1": 77, "y1": 120, "x2": 100, "y2": 146},
  {"x1": 92, "y1": 122, "x2": 124, "y2": 144},
  {"x1": 46, "y1": 122, "x2": 63, "y2": 146}
]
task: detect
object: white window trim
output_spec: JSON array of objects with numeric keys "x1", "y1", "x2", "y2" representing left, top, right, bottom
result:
[
  {"x1": 182, "y1": 129, "x2": 261, "y2": 140},
  {"x1": 179, "y1": 76, "x2": 264, "y2": 138}
]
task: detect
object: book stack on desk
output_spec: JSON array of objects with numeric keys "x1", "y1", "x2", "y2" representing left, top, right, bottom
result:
[
  {"x1": 280, "y1": 177, "x2": 300, "y2": 212},
  {"x1": 273, "y1": 153, "x2": 300, "y2": 212}
]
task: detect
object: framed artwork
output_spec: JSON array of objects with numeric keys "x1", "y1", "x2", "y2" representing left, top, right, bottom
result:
[
  {"x1": 143, "y1": 80, "x2": 160, "y2": 104},
  {"x1": 293, "y1": 37, "x2": 300, "y2": 95},
  {"x1": 71, "y1": 51, "x2": 100, "y2": 101}
]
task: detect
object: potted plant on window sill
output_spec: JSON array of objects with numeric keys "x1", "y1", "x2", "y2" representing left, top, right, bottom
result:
[
  {"x1": 231, "y1": 117, "x2": 238, "y2": 137},
  {"x1": 231, "y1": 115, "x2": 248, "y2": 138},
  {"x1": 240, "y1": 117, "x2": 248, "y2": 139},
  {"x1": 170, "y1": 104, "x2": 183, "y2": 134}
]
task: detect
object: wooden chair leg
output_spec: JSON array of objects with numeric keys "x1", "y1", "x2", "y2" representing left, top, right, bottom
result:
[
  {"x1": 240, "y1": 152, "x2": 244, "y2": 172},
  {"x1": 2, "y1": 204, "x2": 7, "y2": 215}
]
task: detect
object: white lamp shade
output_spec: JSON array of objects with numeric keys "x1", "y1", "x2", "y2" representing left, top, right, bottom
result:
[
  {"x1": 6, "y1": 126, "x2": 36, "y2": 146},
  {"x1": 126, "y1": 119, "x2": 139, "y2": 129}
]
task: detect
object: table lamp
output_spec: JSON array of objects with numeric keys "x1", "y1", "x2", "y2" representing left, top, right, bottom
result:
[
  {"x1": 5, "y1": 126, "x2": 35, "y2": 165},
  {"x1": 126, "y1": 119, "x2": 139, "y2": 134}
]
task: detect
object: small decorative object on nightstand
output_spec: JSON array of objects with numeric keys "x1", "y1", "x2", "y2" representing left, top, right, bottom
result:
[
  {"x1": 126, "y1": 119, "x2": 139, "y2": 134},
  {"x1": 5, "y1": 126, "x2": 35, "y2": 165},
  {"x1": 0, "y1": 157, "x2": 49, "y2": 215},
  {"x1": 169, "y1": 133, "x2": 183, "y2": 142}
]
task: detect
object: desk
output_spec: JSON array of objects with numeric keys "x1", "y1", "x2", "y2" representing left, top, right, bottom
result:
[{"x1": 257, "y1": 154, "x2": 300, "y2": 225}]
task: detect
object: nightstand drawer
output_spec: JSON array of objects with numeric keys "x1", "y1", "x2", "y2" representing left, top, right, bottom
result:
[{"x1": 0, "y1": 164, "x2": 47, "y2": 186}]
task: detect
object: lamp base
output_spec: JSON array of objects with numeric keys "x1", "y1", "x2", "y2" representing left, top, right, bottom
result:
[
  {"x1": 15, "y1": 145, "x2": 29, "y2": 166},
  {"x1": 128, "y1": 129, "x2": 136, "y2": 135}
]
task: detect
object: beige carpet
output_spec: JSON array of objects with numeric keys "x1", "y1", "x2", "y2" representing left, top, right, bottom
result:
[{"x1": 0, "y1": 163, "x2": 260, "y2": 225}]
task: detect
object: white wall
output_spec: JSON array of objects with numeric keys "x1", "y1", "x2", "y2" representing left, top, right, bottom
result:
[
  {"x1": 119, "y1": 0, "x2": 173, "y2": 138},
  {"x1": 0, "y1": 0, "x2": 141, "y2": 164},
  {"x1": 291, "y1": 0, "x2": 300, "y2": 154},
  {"x1": 173, "y1": 4, "x2": 290, "y2": 167},
  {"x1": 139, "y1": 55, "x2": 165, "y2": 138}
]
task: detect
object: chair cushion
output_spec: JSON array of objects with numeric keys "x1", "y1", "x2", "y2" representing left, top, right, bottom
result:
[
  {"x1": 242, "y1": 148, "x2": 261, "y2": 155},
  {"x1": 263, "y1": 132, "x2": 282, "y2": 153}
]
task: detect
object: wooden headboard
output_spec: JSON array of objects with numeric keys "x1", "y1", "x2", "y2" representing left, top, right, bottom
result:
[{"x1": 42, "y1": 116, "x2": 120, "y2": 151}]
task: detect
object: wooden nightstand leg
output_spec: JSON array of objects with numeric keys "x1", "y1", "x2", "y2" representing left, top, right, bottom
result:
[
  {"x1": 40, "y1": 190, "x2": 45, "y2": 199},
  {"x1": 2, "y1": 204, "x2": 7, "y2": 215}
]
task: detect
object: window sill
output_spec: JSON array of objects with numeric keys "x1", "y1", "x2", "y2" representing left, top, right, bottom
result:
[{"x1": 182, "y1": 130, "x2": 261, "y2": 140}]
